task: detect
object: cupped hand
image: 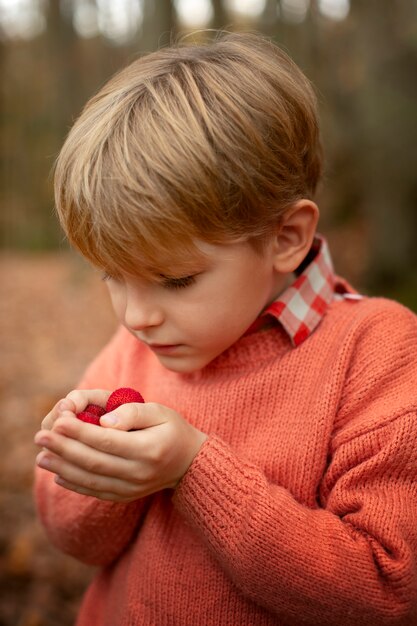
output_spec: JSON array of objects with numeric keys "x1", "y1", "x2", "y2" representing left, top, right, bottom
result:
[
  {"x1": 34, "y1": 399, "x2": 208, "y2": 502},
  {"x1": 40, "y1": 389, "x2": 112, "y2": 430}
]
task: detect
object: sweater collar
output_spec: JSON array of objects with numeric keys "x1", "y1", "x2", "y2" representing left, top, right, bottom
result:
[{"x1": 246, "y1": 234, "x2": 361, "y2": 347}]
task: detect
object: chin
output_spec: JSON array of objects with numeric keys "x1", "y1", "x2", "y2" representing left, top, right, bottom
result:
[{"x1": 156, "y1": 353, "x2": 213, "y2": 374}]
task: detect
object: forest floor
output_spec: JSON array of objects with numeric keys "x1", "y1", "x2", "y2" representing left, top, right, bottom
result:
[{"x1": 0, "y1": 251, "x2": 117, "y2": 626}]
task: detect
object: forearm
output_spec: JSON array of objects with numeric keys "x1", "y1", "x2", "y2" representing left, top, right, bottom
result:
[
  {"x1": 173, "y1": 435, "x2": 417, "y2": 626},
  {"x1": 34, "y1": 466, "x2": 149, "y2": 566}
]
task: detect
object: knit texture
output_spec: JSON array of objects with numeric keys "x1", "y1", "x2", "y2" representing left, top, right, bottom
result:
[{"x1": 34, "y1": 296, "x2": 417, "y2": 626}]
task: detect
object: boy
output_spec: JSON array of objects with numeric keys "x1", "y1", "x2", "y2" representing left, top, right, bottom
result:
[{"x1": 34, "y1": 32, "x2": 417, "y2": 625}]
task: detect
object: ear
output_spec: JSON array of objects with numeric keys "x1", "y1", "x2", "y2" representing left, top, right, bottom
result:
[{"x1": 272, "y1": 200, "x2": 319, "y2": 273}]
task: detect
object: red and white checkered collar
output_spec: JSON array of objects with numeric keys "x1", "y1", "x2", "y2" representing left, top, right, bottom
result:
[{"x1": 247, "y1": 234, "x2": 362, "y2": 347}]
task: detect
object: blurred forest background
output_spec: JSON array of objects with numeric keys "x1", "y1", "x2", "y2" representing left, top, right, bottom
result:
[{"x1": 0, "y1": 1, "x2": 416, "y2": 625}]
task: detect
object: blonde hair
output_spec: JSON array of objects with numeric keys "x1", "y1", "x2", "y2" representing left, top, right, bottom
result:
[{"x1": 54, "y1": 31, "x2": 322, "y2": 278}]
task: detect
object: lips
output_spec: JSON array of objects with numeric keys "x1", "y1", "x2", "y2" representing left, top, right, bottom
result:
[
  {"x1": 134, "y1": 332, "x2": 184, "y2": 353},
  {"x1": 145, "y1": 342, "x2": 182, "y2": 354}
]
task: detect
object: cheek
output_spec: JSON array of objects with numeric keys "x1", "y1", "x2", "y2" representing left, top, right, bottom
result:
[
  {"x1": 191, "y1": 268, "x2": 267, "y2": 325},
  {"x1": 181, "y1": 293, "x2": 253, "y2": 344},
  {"x1": 106, "y1": 286, "x2": 125, "y2": 319},
  {"x1": 211, "y1": 279, "x2": 265, "y2": 317}
]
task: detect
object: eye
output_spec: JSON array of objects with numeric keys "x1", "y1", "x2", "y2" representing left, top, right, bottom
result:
[{"x1": 160, "y1": 274, "x2": 197, "y2": 290}]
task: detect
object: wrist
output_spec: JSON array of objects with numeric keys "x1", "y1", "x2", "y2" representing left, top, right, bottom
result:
[{"x1": 175, "y1": 429, "x2": 208, "y2": 489}]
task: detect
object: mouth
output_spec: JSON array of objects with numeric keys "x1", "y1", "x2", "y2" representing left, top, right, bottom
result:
[{"x1": 146, "y1": 343, "x2": 183, "y2": 355}]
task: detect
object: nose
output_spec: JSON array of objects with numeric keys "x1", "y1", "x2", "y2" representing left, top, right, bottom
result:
[{"x1": 123, "y1": 283, "x2": 164, "y2": 331}]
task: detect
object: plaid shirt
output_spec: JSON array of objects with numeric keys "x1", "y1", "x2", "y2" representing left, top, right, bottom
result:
[{"x1": 247, "y1": 235, "x2": 363, "y2": 347}]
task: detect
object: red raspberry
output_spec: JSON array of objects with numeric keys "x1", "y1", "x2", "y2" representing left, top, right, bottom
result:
[
  {"x1": 76, "y1": 404, "x2": 106, "y2": 425},
  {"x1": 76, "y1": 389, "x2": 144, "y2": 426},
  {"x1": 105, "y1": 387, "x2": 145, "y2": 413},
  {"x1": 85, "y1": 404, "x2": 106, "y2": 417}
]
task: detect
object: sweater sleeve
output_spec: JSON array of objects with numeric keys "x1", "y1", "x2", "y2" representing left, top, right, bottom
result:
[
  {"x1": 34, "y1": 326, "x2": 150, "y2": 567},
  {"x1": 173, "y1": 302, "x2": 417, "y2": 626}
]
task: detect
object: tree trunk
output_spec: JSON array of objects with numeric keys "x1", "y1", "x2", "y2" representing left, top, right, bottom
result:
[{"x1": 350, "y1": 0, "x2": 417, "y2": 290}]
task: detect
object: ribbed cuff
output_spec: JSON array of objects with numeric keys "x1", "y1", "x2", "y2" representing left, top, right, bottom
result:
[{"x1": 173, "y1": 436, "x2": 261, "y2": 551}]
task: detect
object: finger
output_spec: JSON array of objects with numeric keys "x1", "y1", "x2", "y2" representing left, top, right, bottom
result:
[
  {"x1": 35, "y1": 429, "x2": 138, "y2": 481},
  {"x1": 36, "y1": 449, "x2": 140, "y2": 498},
  {"x1": 100, "y1": 402, "x2": 167, "y2": 431},
  {"x1": 53, "y1": 476, "x2": 134, "y2": 502},
  {"x1": 40, "y1": 414, "x2": 149, "y2": 461},
  {"x1": 35, "y1": 410, "x2": 77, "y2": 447},
  {"x1": 40, "y1": 397, "x2": 76, "y2": 430},
  {"x1": 65, "y1": 389, "x2": 112, "y2": 414}
]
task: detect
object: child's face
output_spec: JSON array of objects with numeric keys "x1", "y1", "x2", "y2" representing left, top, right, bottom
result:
[{"x1": 104, "y1": 239, "x2": 287, "y2": 373}]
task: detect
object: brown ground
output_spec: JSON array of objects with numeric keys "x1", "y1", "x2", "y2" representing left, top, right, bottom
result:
[{"x1": 0, "y1": 251, "x2": 117, "y2": 626}]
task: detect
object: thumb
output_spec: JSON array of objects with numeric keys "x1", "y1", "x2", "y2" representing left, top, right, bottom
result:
[{"x1": 100, "y1": 402, "x2": 166, "y2": 431}]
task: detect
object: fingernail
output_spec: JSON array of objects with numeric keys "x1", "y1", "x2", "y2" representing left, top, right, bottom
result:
[
  {"x1": 35, "y1": 436, "x2": 49, "y2": 447},
  {"x1": 101, "y1": 414, "x2": 118, "y2": 426},
  {"x1": 37, "y1": 453, "x2": 51, "y2": 469}
]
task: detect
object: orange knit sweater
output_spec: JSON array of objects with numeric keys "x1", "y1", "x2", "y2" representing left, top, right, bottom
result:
[{"x1": 34, "y1": 296, "x2": 417, "y2": 626}]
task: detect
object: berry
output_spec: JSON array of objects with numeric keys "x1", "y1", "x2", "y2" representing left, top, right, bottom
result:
[
  {"x1": 106, "y1": 387, "x2": 144, "y2": 413},
  {"x1": 84, "y1": 404, "x2": 106, "y2": 417},
  {"x1": 75, "y1": 389, "x2": 144, "y2": 426},
  {"x1": 76, "y1": 404, "x2": 106, "y2": 425}
]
